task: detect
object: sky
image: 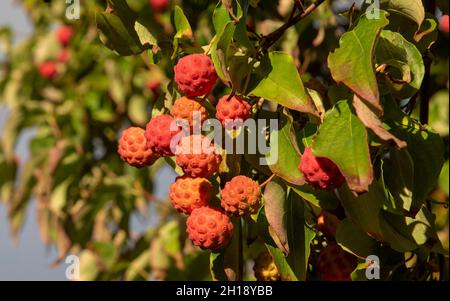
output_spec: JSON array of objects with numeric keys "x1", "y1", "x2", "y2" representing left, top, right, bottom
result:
[{"x1": 0, "y1": 0, "x2": 176, "y2": 280}]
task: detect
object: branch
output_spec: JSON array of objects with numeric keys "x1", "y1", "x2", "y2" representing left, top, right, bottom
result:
[
  {"x1": 261, "y1": 0, "x2": 326, "y2": 50},
  {"x1": 420, "y1": 0, "x2": 437, "y2": 125}
]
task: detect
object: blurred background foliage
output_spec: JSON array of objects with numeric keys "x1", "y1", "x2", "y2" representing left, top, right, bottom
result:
[{"x1": 0, "y1": 0, "x2": 448, "y2": 280}]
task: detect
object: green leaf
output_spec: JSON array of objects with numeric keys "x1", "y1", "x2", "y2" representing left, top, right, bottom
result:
[
  {"x1": 127, "y1": 95, "x2": 149, "y2": 126},
  {"x1": 338, "y1": 181, "x2": 385, "y2": 241},
  {"x1": 210, "y1": 252, "x2": 228, "y2": 281},
  {"x1": 313, "y1": 100, "x2": 373, "y2": 194},
  {"x1": 49, "y1": 177, "x2": 72, "y2": 216},
  {"x1": 249, "y1": 52, "x2": 318, "y2": 115},
  {"x1": 210, "y1": 22, "x2": 236, "y2": 83},
  {"x1": 173, "y1": 6, "x2": 193, "y2": 40},
  {"x1": 256, "y1": 210, "x2": 297, "y2": 280},
  {"x1": 265, "y1": 244, "x2": 298, "y2": 281},
  {"x1": 92, "y1": 241, "x2": 118, "y2": 269},
  {"x1": 125, "y1": 250, "x2": 150, "y2": 280},
  {"x1": 262, "y1": 182, "x2": 315, "y2": 280},
  {"x1": 384, "y1": 99, "x2": 445, "y2": 213},
  {"x1": 375, "y1": 30, "x2": 425, "y2": 99},
  {"x1": 289, "y1": 183, "x2": 339, "y2": 210},
  {"x1": 96, "y1": 12, "x2": 148, "y2": 56},
  {"x1": 380, "y1": 0, "x2": 425, "y2": 28},
  {"x1": 172, "y1": 6, "x2": 193, "y2": 58},
  {"x1": 439, "y1": 161, "x2": 449, "y2": 196},
  {"x1": 379, "y1": 207, "x2": 445, "y2": 252},
  {"x1": 265, "y1": 109, "x2": 304, "y2": 185},
  {"x1": 380, "y1": 148, "x2": 414, "y2": 214},
  {"x1": 79, "y1": 250, "x2": 100, "y2": 280},
  {"x1": 336, "y1": 218, "x2": 379, "y2": 258},
  {"x1": 328, "y1": 10, "x2": 389, "y2": 112},
  {"x1": 426, "y1": 90, "x2": 449, "y2": 137},
  {"x1": 285, "y1": 192, "x2": 315, "y2": 281}
]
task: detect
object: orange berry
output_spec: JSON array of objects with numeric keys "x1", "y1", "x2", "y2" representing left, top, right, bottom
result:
[
  {"x1": 221, "y1": 175, "x2": 261, "y2": 217},
  {"x1": 169, "y1": 176, "x2": 212, "y2": 215},
  {"x1": 118, "y1": 127, "x2": 159, "y2": 167}
]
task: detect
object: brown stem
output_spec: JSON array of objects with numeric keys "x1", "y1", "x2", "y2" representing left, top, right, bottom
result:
[
  {"x1": 259, "y1": 173, "x2": 275, "y2": 189},
  {"x1": 420, "y1": 0, "x2": 436, "y2": 125},
  {"x1": 261, "y1": 0, "x2": 326, "y2": 50},
  {"x1": 237, "y1": 219, "x2": 243, "y2": 281}
]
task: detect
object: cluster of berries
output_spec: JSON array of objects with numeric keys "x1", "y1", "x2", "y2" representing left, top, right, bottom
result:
[
  {"x1": 39, "y1": 25, "x2": 73, "y2": 79},
  {"x1": 118, "y1": 53, "x2": 257, "y2": 251}
]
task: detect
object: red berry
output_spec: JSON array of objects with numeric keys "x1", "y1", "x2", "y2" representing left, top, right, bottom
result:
[
  {"x1": 175, "y1": 135, "x2": 222, "y2": 178},
  {"x1": 39, "y1": 61, "x2": 58, "y2": 79},
  {"x1": 56, "y1": 25, "x2": 73, "y2": 47},
  {"x1": 145, "y1": 114, "x2": 181, "y2": 156},
  {"x1": 439, "y1": 15, "x2": 449, "y2": 33},
  {"x1": 174, "y1": 54, "x2": 217, "y2": 98},
  {"x1": 317, "y1": 210, "x2": 340, "y2": 238},
  {"x1": 221, "y1": 175, "x2": 261, "y2": 217},
  {"x1": 57, "y1": 49, "x2": 70, "y2": 63},
  {"x1": 186, "y1": 207, "x2": 233, "y2": 250},
  {"x1": 215, "y1": 95, "x2": 251, "y2": 129},
  {"x1": 298, "y1": 147, "x2": 345, "y2": 190},
  {"x1": 316, "y1": 242, "x2": 357, "y2": 281},
  {"x1": 118, "y1": 127, "x2": 159, "y2": 167},
  {"x1": 146, "y1": 80, "x2": 160, "y2": 93},
  {"x1": 169, "y1": 176, "x2": 212, "y2": 215},
  {"x1": 149, "y1": 0, "x2": 170, "y2": 12}
]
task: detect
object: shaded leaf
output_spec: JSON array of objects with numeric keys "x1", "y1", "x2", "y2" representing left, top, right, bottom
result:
[
  {"x1": 336, "y1": 218, "x2": 379, "y2": 258},
  {"x1": 263, "y1": 177, "x2": 289, "y2": 254},
  {"x1": 353, "y1": 94, "x2": 406, "y2": 148},
  {"x1": 380, "y1": 0, "x2": 425, "y2": 28},
  {"x1": 375, "y1": 30, "x2": 424, "y2": 99},
  {"x1": 265, "y1": 110, "x2": 304, "y2": 185}
]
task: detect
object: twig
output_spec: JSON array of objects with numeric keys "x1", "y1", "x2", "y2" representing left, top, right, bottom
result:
[
  {"x1": 420, "y1": 0, "x2": 436, "y2": 125},
  {"x1": 237, "y1": 219, "x2": 243, "y2": 281},
  {"x1": 261, "y1": 0, "x2": 326, "y2": 50},
  {"x1": 259, "y1": 174, "x2": 275, "y2": 189}
]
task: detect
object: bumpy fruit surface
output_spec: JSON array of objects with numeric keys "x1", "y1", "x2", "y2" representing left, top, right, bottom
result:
[
  {"x1": 170, "y1": 97, "x2": 208, "y2": 129},
  {"x1": 298, "y1": 146, "x2": 345, "y2": 190},
  {"x1": 221, "y1": 175, "x2": 261, "y2": 217},
  {"x1": 316, "y1": 242, "x2": 357, "y2": 281},
  {"x1": 186, "y1": 207, "x2": 233, "y2": 250},
  {"x1": 253, "y1": 252, "x2": 280, "y2": 281},
  {"x1": 118, "y1": 127, "x2": 159, "y2": 167},
  {"x1": 39, "y1": 61, "x2": 58, "y2": 79},
  {"x1": 145, "y1": 114, "x2": 181, "y2": 156},
  {"x1": 317, "y1": 210, "x2": 340, "y2": 238},
  {"x1": 174, "y1": 54, "x2": 217, "y2": 98},
  {"x1": 215, "y1": 95, "x2": 251, "y2": 128},
  {"x1": 439, "y1": 15, "x2": 449, "y2": 33},
  {"x1": 175, "y1": 135, "x2": 222, "y2": 178},
  {"x1": 169, "y1": 176, "x2": 212, "y2": 215},
  {"x1": 56, "y1": 25, "x2": 73, "y2": 47},
  {"x1": 149, "y1": 0, "x2": 169, "y2": 12}
]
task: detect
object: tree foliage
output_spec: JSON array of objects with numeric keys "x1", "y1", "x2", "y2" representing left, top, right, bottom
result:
[{"x1": 0, "y1": 0, "x2": 448, "y2": 281}]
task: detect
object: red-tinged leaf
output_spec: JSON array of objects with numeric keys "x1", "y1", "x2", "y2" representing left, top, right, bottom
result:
[
  {"x1": 353, "y1": 94, "x2": 406, "y2": 148},
  {"x1": 313, "y1": 100, "x2": 373, "y2": 194},
  {"x1": 328, "y1": 10, "x2": 389, "y2": 113}
]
